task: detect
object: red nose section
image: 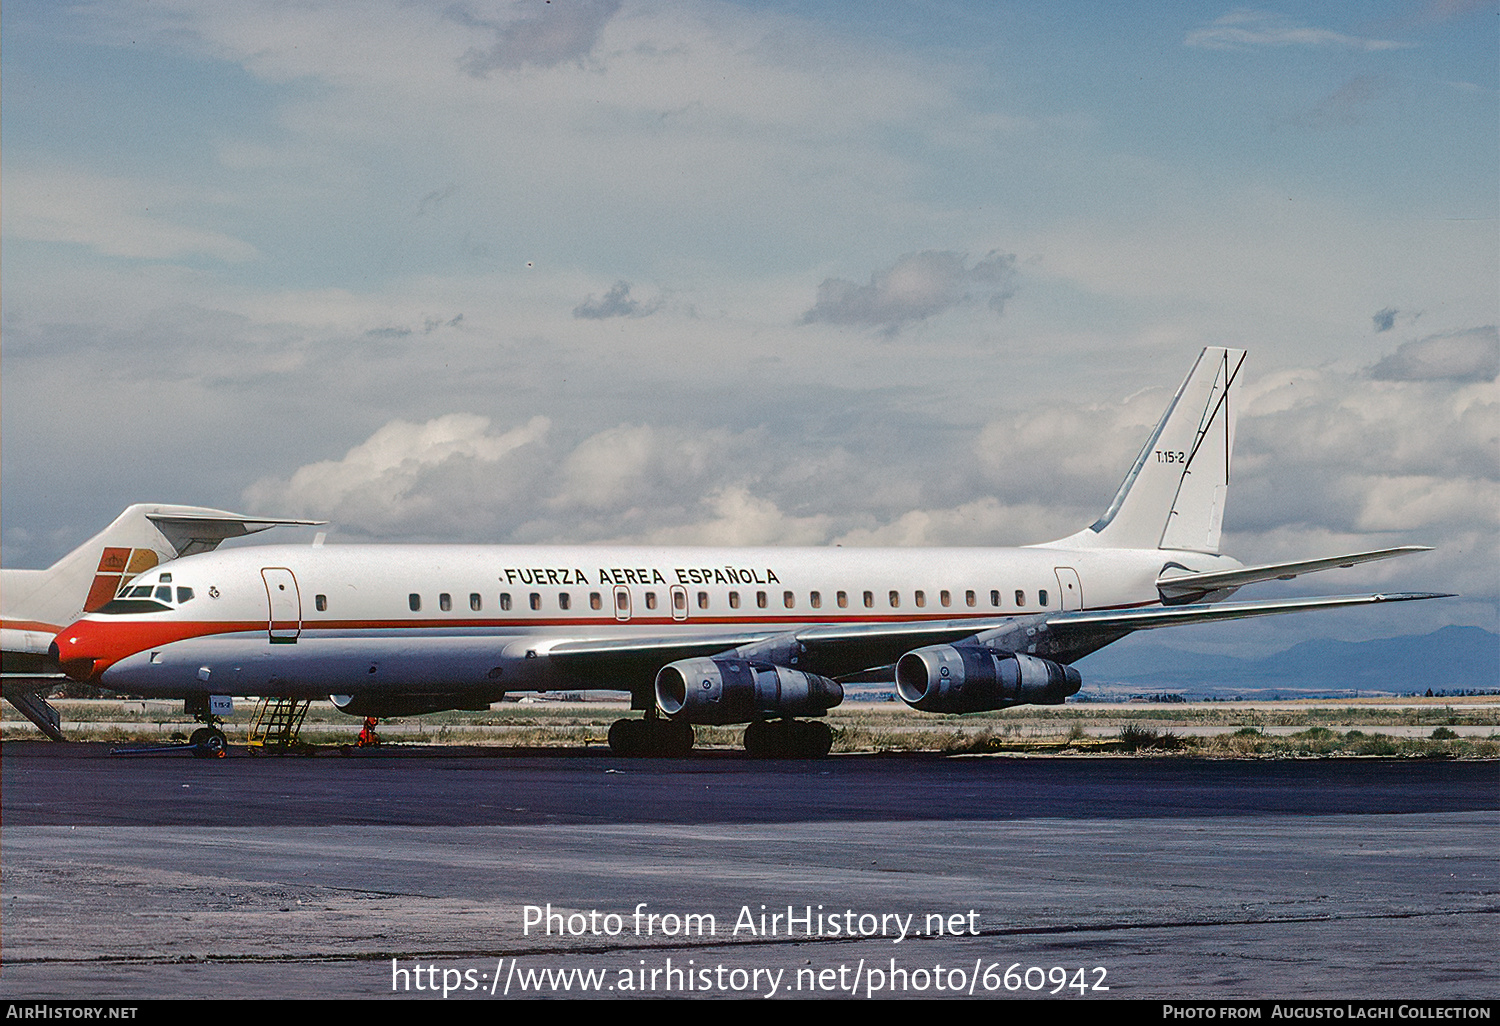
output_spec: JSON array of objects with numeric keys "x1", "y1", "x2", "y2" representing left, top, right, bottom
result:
[{"x1": 53, "y1": 623, "x2": 115, "y2": 681}]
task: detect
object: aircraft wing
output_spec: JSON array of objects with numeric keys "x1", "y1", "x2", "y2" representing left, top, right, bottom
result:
[
  {"x1": 546, "y1": 592, "x2": 1449, "y2": 688},
  {"x1": 1156, "y1": 547, "x2": 1432, "y2": 602},
  {"x1": 547, "y1": 619, "x2": 1022, "y2": 684}
]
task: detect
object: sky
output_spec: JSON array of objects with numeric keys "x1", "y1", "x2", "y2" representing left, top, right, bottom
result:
[{"x1": 3, "y1": 0, "x2": 1496, "y2": 656}]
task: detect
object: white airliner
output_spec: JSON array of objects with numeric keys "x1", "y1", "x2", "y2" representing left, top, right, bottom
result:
[
  {"x1": 51, "y1": 349, "x2": 1441, "y2": 756},
  {"x1": 2, "y1": 504, "x2": 319, "y2": 739}
]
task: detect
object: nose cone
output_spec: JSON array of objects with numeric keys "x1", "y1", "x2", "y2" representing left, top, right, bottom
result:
[{"x1": 53, "y1": 625, "x2": 105, "y2": 681}]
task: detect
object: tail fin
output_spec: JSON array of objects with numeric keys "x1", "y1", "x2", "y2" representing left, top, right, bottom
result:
[
  {"x1": 1073, "y1": 347, "x2": 1245, "y2": 553},
  {"x1": 1, "y1": 504, "x2": 322, "y2": 631}
]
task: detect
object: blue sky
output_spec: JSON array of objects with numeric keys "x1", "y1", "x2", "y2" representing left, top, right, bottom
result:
[{"x1": 3, "y1": 0, "x2": 1496, "y2": 653}]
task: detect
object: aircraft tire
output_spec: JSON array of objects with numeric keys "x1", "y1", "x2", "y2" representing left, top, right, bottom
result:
[
  {"x1": 610, "y1": 718, "x2": 694, "y2": 757},
  {"x1": 655, "y1": 720, "x2": 694, "y2": 757},
  {"x1": 744, "y1": 719, "x2": 830, "y2": 759},
  {"x1": 800, "y1": 720, "x2": 833, "y2": 758},
  {"x1": 608, "y1": 718, "x2": 644, "y2": 757},
  {"x1": 191, "y1": 728, "x2": 227, "y2": 759}
]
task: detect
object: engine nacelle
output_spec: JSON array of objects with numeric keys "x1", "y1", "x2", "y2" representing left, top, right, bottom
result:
[
  {"x1": 895, "y1": 645, "x2": 1081, "y2": 713},
  {"x1": 330, "y1": 692, "x2": 498, "y2": 718},
  {"x1": 655, "y1": 657, "x2": 843, "y2": 725}
]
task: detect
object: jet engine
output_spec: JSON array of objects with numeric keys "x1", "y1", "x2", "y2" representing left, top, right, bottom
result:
[
  {"x1": 895, "y1": 644, "x2": 1081, "y2": 713},
  {"x1": 655, "y1": 657, "x2": 843, "y2": 725},
  {"x1": 329, "y1": 692, "x2": 498, "y2": 717}
]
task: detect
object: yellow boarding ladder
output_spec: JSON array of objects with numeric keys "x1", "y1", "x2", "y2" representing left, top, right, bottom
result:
[{"x1": 247, "y1": 697, "x2": 311, "y2": 750}]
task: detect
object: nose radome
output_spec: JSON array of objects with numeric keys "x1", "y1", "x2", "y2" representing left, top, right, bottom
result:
[{"x1": 53, "y1": 630, "x2": 100, "y2": 681}]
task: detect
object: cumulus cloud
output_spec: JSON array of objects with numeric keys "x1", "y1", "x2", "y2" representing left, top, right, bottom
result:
[
  {"x1": 454, "y1": 0, "x2": 621, "y2": 75},
  {"x1": 243, "y1": 414, "x2": 551, "y2": 534},
  {"x1": 573, "y1": 281, "x2": 659, "y2": 320},
  {"x1": 801, "y1": 251, "x2": 1018, "y2": 335},
  {"x1": 1373, "y1": 307, "x2": 1398, "y2": 333},
  {"x1": 1185, "y1": 10, "x2": 1410, "y2": 51},
  {"x1": 1232, "y1": 364, "x2": 1497, "y2": 546},
  {"x1": 638, "y1": 488, "x2": 835, "y2": 546},
  {"x1": 1371, "y1": 327, "x2": 1499, "y2": 383}
]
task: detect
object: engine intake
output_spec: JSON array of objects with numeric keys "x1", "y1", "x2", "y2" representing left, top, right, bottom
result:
[
  {"x1": 895, "y1": 645, "x2": 1081, "y2": 713},
  {"x1": 656, "y1": 657, "x2": 843, "y2": 725}
]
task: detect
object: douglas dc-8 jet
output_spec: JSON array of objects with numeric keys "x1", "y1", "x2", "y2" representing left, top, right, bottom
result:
[{"x1": 52, "y1": 349, "x2": 1442, "y2": 756}]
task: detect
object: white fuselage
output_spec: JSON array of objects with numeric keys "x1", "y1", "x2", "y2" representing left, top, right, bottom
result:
[{"x1": 54, "y1": 541, "x2": 1239, "y2": 702}]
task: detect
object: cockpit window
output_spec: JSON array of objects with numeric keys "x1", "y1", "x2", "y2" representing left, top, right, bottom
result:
[
  {"x1": 154, "y1": 586, "x2": 172, "y2": 602},
  {"x1": 128, "y1": 585, "x2": 153, "y2": 598},
  {"x1": 97, "y1": 598, "x2": 172, "y2": 615},
  {"x1": 176, "y1": 587, "x2": 195, "y2": 603}
]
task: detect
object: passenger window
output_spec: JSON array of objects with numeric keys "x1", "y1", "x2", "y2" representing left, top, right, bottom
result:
[
  {"x1": 837, "y1": 591, "x2": 848, "y2": 608},
  {"x1": 1015, "y1": 590, "x2": 1026, "y2": 607},
  {"x1": 914, "y1": 590, "x2": 926, "y2": 608},
  {"x1": 645, "y1": 592, "x2": 658, "y2": 610},
  {"x1": 673, "y1": 591, "x2": 686, "y2": 611},
  {"x1": 616, "y1": 591, "x2": 629, "y2": 611},
  {"x1": 756, "y1": 591, "x2": 767, "y2": 608},
  {"x1": 697, "y1": 592, "x2": 709, "y2": 610},
  {"x1": 559, "y1": 593, "x2": 571, "y2": 610},
  {"x1": 530, "y1": 593, "x2": 541, "y2": 611},
  {"x1": 863, "y1": 591, "x2": 874, "y2": 608},
  {"x1": 314, "y1": 594, "x2": 326, "y2": 612},
  {"x1": 889, "y1": 591, "x2": 900, "y2": 608},
  {"x1": 783, "y1": 591, "x2": 795, "y2": 609},
  {"x1": 409, "y1": 594, "x2": 421, "y2": 612},
  {"x1": 591, "y1": 592, "x2": 602, "y2": 610},
  {"x1": 729, "y1": 592, "x2": 741, "y2": 609},
  {"x1": 470, "y1": 593, "x2": 482, "y2": 611},
  {"x1": 1039, "y1": 589, "x2": 1049, "y2": 606},
  {"x1": 810, "y1": 591, "x2": 821, "y2": 609},
  {"x1": 440, "y1": 593, "x2": 452, "y2": 612},
  {"x1": 965, "y1": 590, "x2": 976, "y2": 607},
  {"x1": 500, "y1": 593, "x2": 512, "y2": 611},
  {"x1": 990, "y1": 590, "x2": 1000, "y2": 607}
]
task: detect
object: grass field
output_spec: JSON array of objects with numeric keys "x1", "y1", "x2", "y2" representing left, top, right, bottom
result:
[{"x1": 4, "y1": 695, "x2": 1497, "y2": 757}]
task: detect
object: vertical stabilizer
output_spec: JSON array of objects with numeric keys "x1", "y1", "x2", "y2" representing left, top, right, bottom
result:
[
  {"x1": 1080, "y1": 348, "x2": 1244, "y2": 553},
  {"x1": 1, "y1": 504, "x2": 323, "y2": 631}
]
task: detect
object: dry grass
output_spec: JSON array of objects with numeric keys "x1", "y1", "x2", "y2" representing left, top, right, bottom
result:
[{"x1": 3, "y1": 697, "x2": 1497, "y2": 758}]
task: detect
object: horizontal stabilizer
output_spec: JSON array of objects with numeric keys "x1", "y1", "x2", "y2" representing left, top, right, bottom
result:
[
  {"x1": 1157, "y1": 546, "x2": 1434, "y2": 602},
  {"x1": 1051, "y1": 592, "x2": 1451, "y2": 636},
  {"x1": 146, "y1": 509, "x2": 326, "y2": 558}
]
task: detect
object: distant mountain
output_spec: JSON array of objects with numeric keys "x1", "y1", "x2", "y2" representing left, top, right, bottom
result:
[{"x1": 1074, "y1": 626, "x2": 1499, "y2": 699}]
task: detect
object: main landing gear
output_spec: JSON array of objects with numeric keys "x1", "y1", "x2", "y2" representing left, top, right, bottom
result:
[
  {"x1": 742, "y1": 719, "x2": 833, "y2": 759},
  {"x1": 607, "y1": 714, "x2": 695, "y2": 757}
]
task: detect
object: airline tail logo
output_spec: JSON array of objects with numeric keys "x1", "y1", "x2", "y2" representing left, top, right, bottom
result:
[{"x1": 82, "y1": 547, "x2": 160, "y2": 612}]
